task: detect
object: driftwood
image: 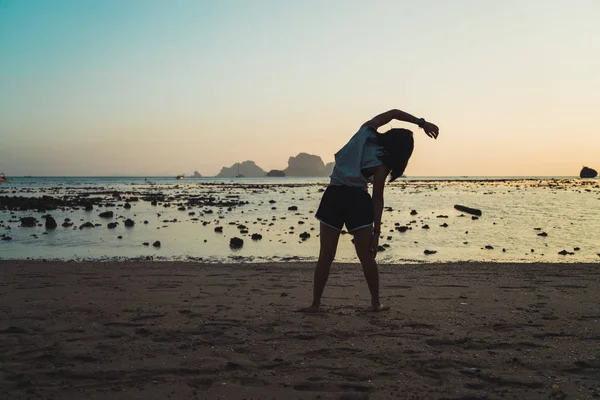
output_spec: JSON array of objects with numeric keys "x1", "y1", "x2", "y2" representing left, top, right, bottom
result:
[{"x1": 454, "y1": 205, "x2": 482, "y2": 216}]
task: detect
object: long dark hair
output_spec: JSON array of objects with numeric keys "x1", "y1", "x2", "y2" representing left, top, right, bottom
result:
[{"x1": 376, "y1": 128, "x2": 415, "y2": 182}]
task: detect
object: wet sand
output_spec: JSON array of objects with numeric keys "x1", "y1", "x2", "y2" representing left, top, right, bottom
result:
[{"x1": 0, "y1": 260, "x2": 599, "y2": 399}]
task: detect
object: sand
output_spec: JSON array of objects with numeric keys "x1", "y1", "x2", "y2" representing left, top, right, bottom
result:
[{"x1": 0, "y1": 261, "x2": 599, "y2": 400}]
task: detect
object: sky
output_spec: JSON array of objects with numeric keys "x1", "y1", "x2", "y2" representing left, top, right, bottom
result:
[{"x1": 0, "y1": 0, "x2": 599, "y2": 177}]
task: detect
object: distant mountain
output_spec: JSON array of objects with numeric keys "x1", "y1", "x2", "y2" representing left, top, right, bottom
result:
[
  {"x1": 324, "y1": 162, "x2": 335, "y2": 177},
  {"x1": 284, "y1": 153, "x2": 330, "y2": 177},
  {"x1": 192, "y1": 171, "x2": 202, "y2": 178},
  {"x1": 216, "y1": 161, "x2": 266, "y2": 178}
]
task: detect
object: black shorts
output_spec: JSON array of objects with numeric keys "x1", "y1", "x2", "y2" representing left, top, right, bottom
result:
[{"x1": 315, "y1": 185, "x2": 373, "y2": 232}]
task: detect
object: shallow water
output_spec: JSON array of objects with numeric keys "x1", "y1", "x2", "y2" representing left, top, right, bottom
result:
[{"x1": 1, "y1": 177, "x2": 599, "y2": 263}]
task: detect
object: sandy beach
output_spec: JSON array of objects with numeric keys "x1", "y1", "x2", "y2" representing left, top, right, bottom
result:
[{"x1": 0, "y1": 260, "x2": 599, "y2": 399}]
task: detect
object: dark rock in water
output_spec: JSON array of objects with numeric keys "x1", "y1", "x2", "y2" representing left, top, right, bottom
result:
[
  {"x1": 410, "y1": 210, "x2": 418, "y2": 215},
  {"x1": 117, "y1": 235, "x2": 123, "y2": 239},
  {"x1": 580, "y1": 166, "x2": 598, "y2": 178},
  {"x1": 124, "y1": 219, "x2": 135, "y2": 227},
  {"x1": 124, "y1": 203, "x2": 132, "y2": 209},
  {"x1": 251, "y1": 233, "x2": 263, "y2": 240},
  {"x1": 80, "y1": 222, "x2": 94, "y2": 229},
  {"x1": 20, "y1": 217, "x2": 37, "y2": 227},
  {"x1": 288, "y1": 206, "x2": 298, "y2": 211},
  {"x1": 107, "y1": 222, "x2": 118, "y2": 229},
  {"x1": 62, "y1": 221, "x2": 73, "y2": 228},
  {"x1": 485, "y1": 245, "x2": 494, "y2": 250},
  {"x1": 44, "y1": 216, "x2": 57, "y2": 230},
  {"x1": 99, "y1": 211, "x2": 114, "y2": 219},
  {"x1": 266, "y1": 169, "x2": 286, "y2": 177},
  {"x1": 178, "y1": 206, "x2": 186, "y2": 211},
  {"x1": 440, "y1": 223, "x2": 449, "y2": 228},
  {"x1": 472, "y1": 216, "x2": 479, "y2": 220},
  {"x1": 143, "y1": 242, "x2": 149, "y2": 246},
  {"x1": 537, "y1": 232, "x2": 548, "y2": 237},
  {"x1": 573, "y1": 247, "x2": 580, "y2": 251},
  {"x1": 230, "y1": 237, "x2": 244, "y2": 249},
  {"x1": 84, "y1": 204, "x2": 93, "y2": 211},
  {"x1": 424, "y1": 249, "x2": 437, "y2": 255},
  {"x1": 269, "y1": 200, "x2": 276, "y2": 204},
  {"x1": 422, "y1": 225, "x2": 430, "y2": 229},
  {"x1": 214, "y1": 226, "x2": 223, "y2": 233},
  {"x1": 299, "y1": 232, "x2": 310, "y2": 240},
  {"x1": 558, "y1": 249, "x2": 574, "y2": 256},
  {"x1": 454, "y1": 205, "x2": 482, "y2": 216},
  {"x1": 396, "y1": 226, "x2": 409, "y2": 233},
  {"x1": 377, "y1": 245, "x2": 385, "y2": 252},
  {"x1": 151, "y1": 200, "x2": 158, "y2": 206},
  {"x1": 152, "y1": 241, "x2": 161, "y2": 247}
]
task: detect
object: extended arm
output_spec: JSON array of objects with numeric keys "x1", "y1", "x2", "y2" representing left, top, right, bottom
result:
[{"x1": 362, "y1": 109, "x2": 439, "y2": 139}]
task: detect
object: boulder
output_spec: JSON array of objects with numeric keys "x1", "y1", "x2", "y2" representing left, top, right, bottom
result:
[
  {"x1": 107, "y1": 222, "x2": 118, "y2": 229},
  {"x1": 20, "y1": 217, "x2": 37, "y2": 227},
  {"x1": 152, "y1": 241, "x2": 161, "y2": 247},
  {"x1": 299, "y1": 232, "x2": 311, "y2": 240},
  {"x1": 580, "y1": 166, "x2": 598, "y2": 178},
  {"x1": 44, "y1": 216, "x2": 57, "y2": 230},
  {"x1": 230, "y1": 237, "x2": 244, "y2": 249},
  {"x1": 99, "y1": 211, "x2": 114, "y2": 218},
  {"x1": 124, "y1": 219, "x2": 135, "y2": 227}
]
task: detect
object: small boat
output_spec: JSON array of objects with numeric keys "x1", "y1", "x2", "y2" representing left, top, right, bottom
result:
[
  {"x1": 176, "y1": 174, "x2": 185, "y2": 180},
  {"x1": 0, "y1": 173, "x2": 6, "y2": 183}
]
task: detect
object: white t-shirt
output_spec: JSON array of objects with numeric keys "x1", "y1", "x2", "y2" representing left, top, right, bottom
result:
[{"x1": 329, "y1": 125, "x2": 384, "y2": 190}]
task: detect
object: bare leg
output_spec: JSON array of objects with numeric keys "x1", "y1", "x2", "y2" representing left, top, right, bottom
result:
[
  {"x1": 352, "y1": 226, "x2": 387, "y2": 311},
  {"x1": 302, "y1": 223, "x2": 340, "y2": 312}
]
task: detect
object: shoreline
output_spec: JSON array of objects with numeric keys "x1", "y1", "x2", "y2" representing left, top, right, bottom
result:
[{"x1": 1, "y1": 260, "x2": 599, "y2": 399}]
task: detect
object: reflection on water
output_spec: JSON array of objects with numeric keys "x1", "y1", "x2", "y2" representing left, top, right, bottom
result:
[{"x1": 1, "y1": 177, "x2": 599, "y2": 263}]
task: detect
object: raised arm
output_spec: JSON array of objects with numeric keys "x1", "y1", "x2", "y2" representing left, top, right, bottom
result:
[{"x1": 362, "y1": 109, "x2": 439, "y2": 139}]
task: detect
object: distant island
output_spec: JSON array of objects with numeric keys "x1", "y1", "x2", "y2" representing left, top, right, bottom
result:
[
  {"x1": 213, "y1": 153, "x2": 335, "y2": 178},
  {"x1": 266, "y1": 170, "x2": 286, "y2": 177}
]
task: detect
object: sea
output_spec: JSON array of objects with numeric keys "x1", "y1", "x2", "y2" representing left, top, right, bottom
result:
[{"x1": 1, "y1": 176, "x2": 598, "y2": 264}]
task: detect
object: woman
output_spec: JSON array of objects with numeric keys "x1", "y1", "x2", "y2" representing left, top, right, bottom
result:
[{"x1": 305, "y1": 109, "x2": 439, "y2": 312}]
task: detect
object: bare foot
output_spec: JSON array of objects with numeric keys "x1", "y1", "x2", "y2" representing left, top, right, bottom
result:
[
  {"x1": 297, "y1": 304, "x2": 321, "y2": 313},
  {"x1": 371, "y1": 302, "x2": 389, "y2": 312}
]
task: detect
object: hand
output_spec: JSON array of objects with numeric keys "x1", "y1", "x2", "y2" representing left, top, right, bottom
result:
[
  {"x1": 422, "y1": 121, "x2": 439, "y2": 139},
  {"x1": 370, "y1": 232, "x2": 380, "y2": 258}
]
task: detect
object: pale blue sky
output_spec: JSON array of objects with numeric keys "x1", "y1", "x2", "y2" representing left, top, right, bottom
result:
[{"x1": 1, "y1": 0, "x2": 599, "y2": 176}]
